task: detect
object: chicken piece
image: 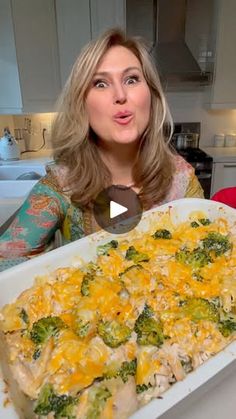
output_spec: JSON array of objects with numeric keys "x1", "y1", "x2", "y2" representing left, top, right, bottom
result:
[
  {"x1": 113, "y1": 377, "x2": 138, "y2": 419},
  {"x1": 103, "y1": 376, "x2": 138, "y2": 419},
  {"x1": 10, "y1": 360, "x2": 39, "y2": 399},
  {"x1": 75, "y1": 389, "x2": 89, "y2": 418},
  {"x1": 154, "y1": 364, "x2": 172, "y2": 393},
  {"x1": 8, "y1": 337, "x2": 53, "y2": 399},
  {"x1": 192, "y1": 351, "x2": 210, "y2": 369},
  {"x1": 158, "y1": 343, "x2": 187, "y2": 381}
]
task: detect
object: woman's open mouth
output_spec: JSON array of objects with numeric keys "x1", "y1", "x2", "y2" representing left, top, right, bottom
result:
[{"x1": 113, "y1": 111, "x2": 133, "y2": 125}]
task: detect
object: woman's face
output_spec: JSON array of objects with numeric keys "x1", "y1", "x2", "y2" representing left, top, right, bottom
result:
[{"x1": 85, "y1": 45, "x2": 151, "y2": 146}]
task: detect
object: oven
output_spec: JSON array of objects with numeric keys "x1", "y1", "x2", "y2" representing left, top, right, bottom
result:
[{"x1": 172, "y1": 123, "x2": 213, "y2": 199}]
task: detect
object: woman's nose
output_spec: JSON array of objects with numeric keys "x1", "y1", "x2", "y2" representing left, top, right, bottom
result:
[{"x1": 113, "y1": 83, "x2": 127, "y2": 104}]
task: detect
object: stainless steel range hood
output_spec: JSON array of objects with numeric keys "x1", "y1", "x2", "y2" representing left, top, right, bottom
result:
[{"x1": 151, "y1": 0, "x2": 212, "y2": 89}]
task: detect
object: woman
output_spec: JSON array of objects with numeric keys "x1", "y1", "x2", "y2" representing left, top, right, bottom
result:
[{"x1": 0, "y1": 28, "x2": 203, "y2": 270}]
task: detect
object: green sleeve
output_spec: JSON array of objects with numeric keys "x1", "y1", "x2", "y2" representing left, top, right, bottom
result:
[{"x1": 0, "y1": 177, "x2": 69, "y2": 270}]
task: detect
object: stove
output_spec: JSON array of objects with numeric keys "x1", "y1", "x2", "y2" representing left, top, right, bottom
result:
[{"x1": 172, "y1": 123, "x2": 213, "y2": 198}]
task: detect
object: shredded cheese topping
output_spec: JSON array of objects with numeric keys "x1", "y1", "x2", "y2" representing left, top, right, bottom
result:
[{"x1": 1, "y1": 210, "x2": 236, "y2": 418}]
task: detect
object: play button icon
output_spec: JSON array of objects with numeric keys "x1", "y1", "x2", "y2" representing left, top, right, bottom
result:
[
  {"x1": 94, "y1": 185, "x2": 143, "y2": 234},
  {"x1": 110, "y1": 201, "x2": 128, "y2": 218}
]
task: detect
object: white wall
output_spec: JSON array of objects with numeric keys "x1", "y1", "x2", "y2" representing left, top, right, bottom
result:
[{"x1": 167, "y1": 92, "x2": 236, "y2": 147}]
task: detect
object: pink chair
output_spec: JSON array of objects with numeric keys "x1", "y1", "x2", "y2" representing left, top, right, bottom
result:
[{"x1": 211, "y1": 187, "x2": 236, "y2": 209}]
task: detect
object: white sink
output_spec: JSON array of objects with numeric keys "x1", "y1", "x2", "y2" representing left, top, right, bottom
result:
[
  {"x1": 0, "y1": 180, "x2": 37, "y2": 198},
  {"x1": 0, "y1": 180, "x2": 38, "y2": 226},
  {"x1": 0, "y1": 165, "x2": 46, "y2": 180},
  {"x1": 0, "y1": 162, "x2": 46, "y2": 227},
  {"x1": 0, "y1": 198, "x2": 23, "y2": 227}
]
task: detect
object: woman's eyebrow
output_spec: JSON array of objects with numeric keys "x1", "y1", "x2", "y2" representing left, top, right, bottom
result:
[{"x1": 93, "y1": 66, "x2": 142, "y2": 78}]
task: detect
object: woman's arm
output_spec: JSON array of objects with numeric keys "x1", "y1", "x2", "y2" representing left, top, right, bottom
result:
[{"x1": 0, "y1": 179, "x2": 69, "y2": 261}]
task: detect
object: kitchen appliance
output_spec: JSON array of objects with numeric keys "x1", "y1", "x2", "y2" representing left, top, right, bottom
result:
[
  {"x1": 172, "y1": 132, "x2": 199, "y2": 150},
  {"x1": 171, "y1": 122, "x2": 213, "y2": 198},
  {"x1": 149, "y1": 0, "x2": 213, "y2": 89},
  {"x1": 0, "y1": 128, "x2": 20, "y2": 161}
]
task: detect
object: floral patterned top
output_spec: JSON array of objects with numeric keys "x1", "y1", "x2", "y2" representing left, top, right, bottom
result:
[{"x1": 0, "y1": 155, "x2": 204, "y2": 271}]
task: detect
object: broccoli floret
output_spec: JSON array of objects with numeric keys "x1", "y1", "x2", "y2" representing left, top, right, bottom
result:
[
  {"x1": 140, "y1": 303, "x2": 154, "y2": 318},
  {"x1": 191, "y1": 219, "x2": 211, "y2": 228},
  {"x1": 103, "y1": 366, "x2": 119, "y2": 380},
  {"x1": 119, "y1": 264, "x2": 143, "y2": 277},
  {"x1": 175, "y1": 247, "x2": 212, "y2": 269},
  {"x1": 19, "y1": 308, "x2": 29, "y2": 325},
  {"x1": 125, "y1": 246, "x2": 149, "y2": 263},
  {"x1": 81, "y1": 273, "x2": 95, "y2": 297},
  {"x1": 182, "y1": 298, "x2": 219, "y2": 323},
  {"x1": 134, "y1": 305, "x2": 164, "y2": 346},
  {"x1": 103, "y1": 358, "x2": 137, "y2": 382},
  {"x1": 97, "y1": 320, "x2": 131, "y2": 348},
  {"x1": 74, "y1": 318, "x2": 90, "y2": 338},
  {"x1": 86, "y1": 262, "x2": 101, "y2": 273},
  {"x1": 119, "y1": 359, "x2": 137, "y2": 383},
  {"x1": 97, "y1": 240, "x2": 118, "y2": 256},
  {"x1": 189, "y1": 248, "x2": 212, "y2": 268},
  {"x1": 191, "y1": 221, "x2": 200, "y2": 228},
  {"x1": 87, "y1": 386, "x2": 111, "y2": 419},
  {"x1": 152, "y1": 229, "x2": 172, "y2": 239},
  {"x1": 34, "y1": 383, "x2": 78, "y2": 418},
  {"x1": 136, "y1": 383, "x2": 152, "y2": 393},
  {"x1": 201, "y1": 232, "x2": 232, "y2": 256},
  {"x1": 199, "y1": 218, "x2": 211, "y2": 226},
  {"x1": 218, "y1": 319, "x2": 236, "y2": 337},
  {"x1": 30, "y1": 316, "x2": 66, "y2": 345},
  {"x1": 34, "y1": 383, "x2": 54, "y2": 415},
  {"x1": 211, "y1": 296, "x2": 220, "y2": 308},
  {"x1": 81, "y1": 262, "x2": 103, "y2": 297}
]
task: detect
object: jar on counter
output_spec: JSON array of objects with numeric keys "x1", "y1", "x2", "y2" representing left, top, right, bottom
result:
[
  {"x1": 214, "y1": 134, "x2": 225, "y2": 147},
  {"x1": 225, "y1": 134, "x2": 236, "y2": 147}
]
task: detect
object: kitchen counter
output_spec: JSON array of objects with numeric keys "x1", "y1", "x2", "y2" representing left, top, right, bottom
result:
[
  {"x1": 203, "y1": 147, "x2": 236, "y2": 163},
  {"x1": 0, "y1": 149, "x2": 53, "y2": 166}
]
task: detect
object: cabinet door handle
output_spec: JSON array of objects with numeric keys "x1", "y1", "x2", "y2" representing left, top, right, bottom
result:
[{"x1": 223, "y1": 164, "x2": 236, "y2": 168}]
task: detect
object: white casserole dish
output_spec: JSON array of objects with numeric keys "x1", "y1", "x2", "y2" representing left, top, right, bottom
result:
[{"x1": 0, "y1": 198, "x2": 236, "y2": 419}]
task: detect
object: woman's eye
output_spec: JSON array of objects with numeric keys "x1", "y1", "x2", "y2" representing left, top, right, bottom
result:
[
  {"x1": 93, "y1": 80, "x2": 108, "y2": 88},
  {"x1": 125, "y1": 75, "x2": 140, "y2": 85}
]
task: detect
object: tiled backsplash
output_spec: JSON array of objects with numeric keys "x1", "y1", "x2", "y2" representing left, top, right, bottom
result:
[{"x1": 0, "y1": 113, "x2": 54, "y2": 153}]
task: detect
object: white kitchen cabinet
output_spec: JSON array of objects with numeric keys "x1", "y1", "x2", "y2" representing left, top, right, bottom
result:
[
  {"x1": 90, "y1": 0, "x2": 125, "y2": 39},
  {"x1": 56, "y1": 0, "x2": 126, "y2": 85},
  {"x1": 11, "y1": 0, "x2": 61, "y2": 113},
  {"x1": 0, "y1": 0, "x2": 61, "y2": 114},
  {"x1": 56, "y1": 0, "x2": 91, "y2": 86},
  {"x1": 211, "y1": 162, "x2": 236, "y2": 195},
  {"x1": 205, "y1": 0, "x2": 236, "y2": 109},
  {"x1": 0, "y1": 0, "x2": 22, "y2": 113}
]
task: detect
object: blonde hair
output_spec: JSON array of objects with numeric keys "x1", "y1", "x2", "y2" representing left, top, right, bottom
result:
[{"x1": 51, "y1": 28, "x2": 175, "y2": 209}]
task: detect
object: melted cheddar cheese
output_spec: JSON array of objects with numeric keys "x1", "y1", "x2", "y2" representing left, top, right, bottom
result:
[{"x1": 0, "y1": 211, "x2": 236, "y2": 418}]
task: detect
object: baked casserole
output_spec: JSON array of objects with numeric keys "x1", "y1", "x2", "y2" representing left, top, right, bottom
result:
[{"x1": 1, "y1": 206, "x2": 236, "y2": 418}]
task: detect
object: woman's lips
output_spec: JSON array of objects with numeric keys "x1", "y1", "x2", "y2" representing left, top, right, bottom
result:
[{"x1": 113, "y1": 111, "x2": 133, "y2": 125}]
